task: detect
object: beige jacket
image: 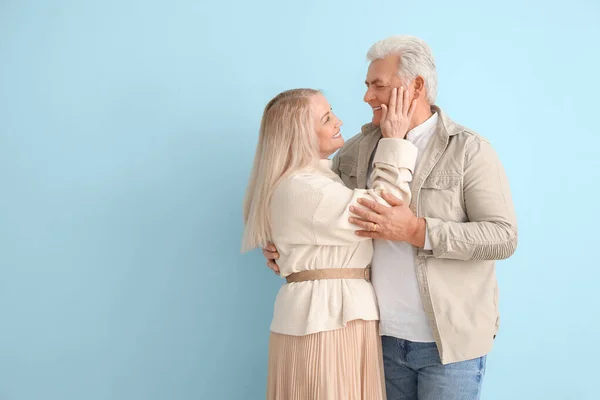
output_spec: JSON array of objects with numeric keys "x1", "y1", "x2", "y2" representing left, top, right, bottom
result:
[
  {"x1": 332, "y1": 106, "x2": 518, "y2": 364},
  {"x1": 270, "y1": 139, "x2": 418, "y2": 336}
]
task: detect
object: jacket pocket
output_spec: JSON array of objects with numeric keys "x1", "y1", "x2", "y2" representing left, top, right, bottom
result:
[{"x1": 420, "y1": 171, "x2": 462, "y2": 219}]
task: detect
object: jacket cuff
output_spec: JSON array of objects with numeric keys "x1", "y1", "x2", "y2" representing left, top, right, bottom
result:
[
  {"x1": 373, "y1": 138, "x2": 418, "y2": 172},
  {"x1": 417, "y1": 217, "x2": 448, "y2": 258},
  {"x1": 423, "y1": 222, "x2": 433, "y2": 250}
]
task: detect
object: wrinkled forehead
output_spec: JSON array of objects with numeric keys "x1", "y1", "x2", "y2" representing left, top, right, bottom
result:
[{"x1": 366, "y1": 56, "x2": 401, "y2": 83}]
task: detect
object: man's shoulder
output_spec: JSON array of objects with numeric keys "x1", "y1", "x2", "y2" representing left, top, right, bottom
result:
[
  {"x1": 454, "y1": 126, "x2": 490, "y2": 146},
  {"x1": 442, "y1": 114, "x2": 491, "y2": 149},
  {"x1": 437, "y1": 106, "x2": 491, "y2": 146},
  {"x1": 336, "y1": 123, "x2": 378, "y2": 159},
  {"x1": 445, "y1": 120, "x2": 496, "y2": 162}
]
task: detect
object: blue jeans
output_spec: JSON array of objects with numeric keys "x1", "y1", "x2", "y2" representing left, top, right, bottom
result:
[{"x1": 381, "y1": 336, "x2": 486, "y2": 400}]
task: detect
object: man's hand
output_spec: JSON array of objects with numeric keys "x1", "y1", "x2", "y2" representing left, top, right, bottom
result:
[
  {"x1": 380, "y1": 87, "x2": 417, "y2": 139},
  {"x1": 262, "y1": 242, "x2": 280, "y2": 275},
  {"x1": 349, "y1": 191, "x2": 427, "y2": 248}
]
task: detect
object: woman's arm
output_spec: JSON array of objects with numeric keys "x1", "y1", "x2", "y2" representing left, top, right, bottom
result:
[{"x1": 271, "y1": 138, "x2": 417, "y2": 246}]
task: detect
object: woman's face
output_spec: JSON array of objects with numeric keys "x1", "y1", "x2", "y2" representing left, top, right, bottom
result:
[{"x1": 311, "y1": 93, "x2": 344, "y2": 158}]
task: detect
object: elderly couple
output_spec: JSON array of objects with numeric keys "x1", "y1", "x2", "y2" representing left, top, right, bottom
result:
[{"x1": 242, "y1": 35, "x2": 517, "y2": 400}]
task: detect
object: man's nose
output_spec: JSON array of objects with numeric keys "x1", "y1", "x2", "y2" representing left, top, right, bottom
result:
[{"x1": 363, "y1": 88, "x2": 375, "y2": 103}]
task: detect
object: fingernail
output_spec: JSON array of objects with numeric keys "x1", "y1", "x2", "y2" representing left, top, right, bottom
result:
[
  {"x1": 357, "y1": 199, "x2": 363, "y2": 204},
  {"x1": 349, "y1": 206, "x2": 355, "y2": 211}
]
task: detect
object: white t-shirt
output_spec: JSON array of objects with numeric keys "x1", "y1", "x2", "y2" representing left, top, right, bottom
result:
[{"x1": 368, "y1": 112, "x2": 438, "y2": 342}]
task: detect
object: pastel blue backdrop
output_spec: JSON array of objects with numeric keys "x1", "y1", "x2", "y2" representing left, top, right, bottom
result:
[{"x1": 1, "y1": 0, "x2": 598, "y2": 399}]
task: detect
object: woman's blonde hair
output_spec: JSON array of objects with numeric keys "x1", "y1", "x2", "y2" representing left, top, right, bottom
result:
[{"x1": 241, "y1": 88, "x2": 321, "y2": 252}]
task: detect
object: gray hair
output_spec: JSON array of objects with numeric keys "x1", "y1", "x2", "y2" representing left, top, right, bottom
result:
[{"x1": 367, "y1": 35, "x2": 438, "y2": 104}]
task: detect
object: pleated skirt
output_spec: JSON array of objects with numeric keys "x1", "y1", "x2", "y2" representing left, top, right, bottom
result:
[{"x1": 266, "y1": 319, "x2": 386, "y2": 400}]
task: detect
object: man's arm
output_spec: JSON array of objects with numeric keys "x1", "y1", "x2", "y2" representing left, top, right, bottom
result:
[
  {"x1": 421, "y1": 139, "x2": 517, "y2": 260},
  {"x1": 262, "y1": 243, "x2": 280, "y2": 274},
  {"x1": 349, "y1": 139, "x2": 517, "y2": 261}
]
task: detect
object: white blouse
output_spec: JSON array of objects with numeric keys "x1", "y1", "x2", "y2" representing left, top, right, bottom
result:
[{"x1": 269, "y1": 138, "x2": 418, "y2": 336}]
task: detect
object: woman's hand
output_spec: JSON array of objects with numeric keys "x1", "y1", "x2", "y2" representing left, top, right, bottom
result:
[{"x1": 380, "y1": 87, "x2": 417, "y2": 139}]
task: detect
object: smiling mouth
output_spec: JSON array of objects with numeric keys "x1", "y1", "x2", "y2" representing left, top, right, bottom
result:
[
  {"x1": 372, "y1": 106, "x2": 382, "y2": 111},
  {"x1": 332, "y1": 131, "x2": 341, "y2": 139}
]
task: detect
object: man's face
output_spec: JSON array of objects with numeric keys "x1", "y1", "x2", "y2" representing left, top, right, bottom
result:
[{"x1": 363, "y1": 55, "x2": 405, "y2": 126}]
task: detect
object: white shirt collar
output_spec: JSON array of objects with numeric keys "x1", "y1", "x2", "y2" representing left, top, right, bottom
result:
[{"x1": 406, "y1": 112, "x2": 438, "y2": 142}]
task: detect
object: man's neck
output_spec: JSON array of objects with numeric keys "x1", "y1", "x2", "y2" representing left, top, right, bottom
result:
[{"x1": 409, "y1": 105, "x2": 434, "y2": 131}]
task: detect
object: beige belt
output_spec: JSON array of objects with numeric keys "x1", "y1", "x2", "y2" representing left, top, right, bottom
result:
[{"x1": 285, "y1": 266, "x2": 371, "y2": 283}]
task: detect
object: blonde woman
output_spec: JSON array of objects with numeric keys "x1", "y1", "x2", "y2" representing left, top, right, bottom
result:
[{"x1": 242, "y1": 87, "x2": 417, "y2": 399}]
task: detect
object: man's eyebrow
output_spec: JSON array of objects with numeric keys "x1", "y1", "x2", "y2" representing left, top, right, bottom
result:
[{"x1": 365, "y1": 78, "x2": 384, "y2": 86}]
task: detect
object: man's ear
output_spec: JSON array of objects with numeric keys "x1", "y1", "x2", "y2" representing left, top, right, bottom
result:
[{"x1": 412, "y1": 76, "x2": 425, "y2": 100}]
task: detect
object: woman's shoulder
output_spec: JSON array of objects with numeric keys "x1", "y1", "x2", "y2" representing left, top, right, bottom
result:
[
  {"x1": 269, "y1": 173, "x2": 326, "y2": 216},
  {"x1": 272, "y1": 170, "x2": 352, "y2": 214},
  {"x1": 277, "y1": 169, "x2": 337, "y2": 194}
]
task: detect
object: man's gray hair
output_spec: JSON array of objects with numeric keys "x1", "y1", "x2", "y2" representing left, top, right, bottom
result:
[{"x1": 367, "y1": 35, "x2": 438, "y2": 104}]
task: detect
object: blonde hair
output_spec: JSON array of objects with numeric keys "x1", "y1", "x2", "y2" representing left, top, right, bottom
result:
[{"x1": 241, "y1": 88, "x2": 321, "y2": 252}]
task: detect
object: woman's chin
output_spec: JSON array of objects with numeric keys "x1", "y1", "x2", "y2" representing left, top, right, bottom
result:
[{"x1": 324, "y1": 141, "x2": 345, "y2": 157}]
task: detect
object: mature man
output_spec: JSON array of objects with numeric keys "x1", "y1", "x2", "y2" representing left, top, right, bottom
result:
[{"x1": 264, "y1": 35, "x2": 517, "y2": 399}]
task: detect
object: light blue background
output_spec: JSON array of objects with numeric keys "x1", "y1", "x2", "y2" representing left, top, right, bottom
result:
[{"x1": 1, "y1": 0, "x2": 598, "y2": 399}]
